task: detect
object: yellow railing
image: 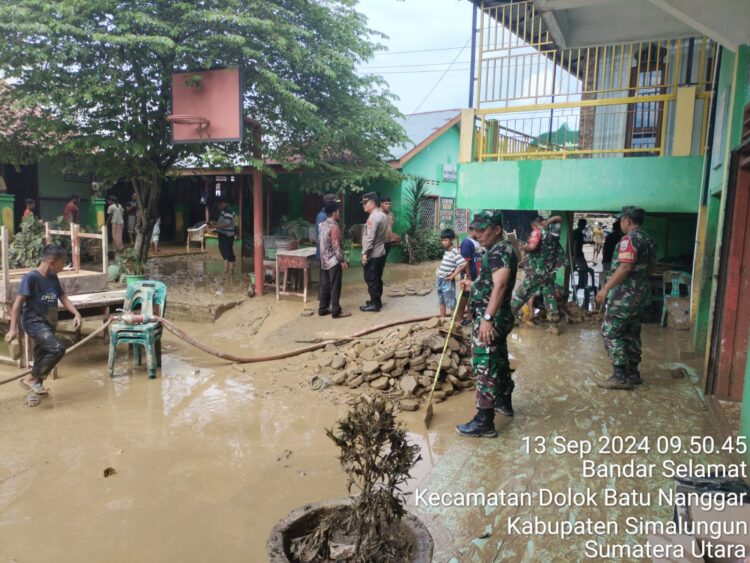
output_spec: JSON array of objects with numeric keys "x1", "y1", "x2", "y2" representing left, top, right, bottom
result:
[{"x1": 474, "y1": 0, "x2": 718, "y2": 161}]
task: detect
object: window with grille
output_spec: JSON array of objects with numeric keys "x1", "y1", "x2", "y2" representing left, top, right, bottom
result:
[
  {"x1": 454, "y1": 208, "x2": 471, "y2": 232},
  {"x1": 418, "y1": 196, "x2": 438, "y2": 229}
]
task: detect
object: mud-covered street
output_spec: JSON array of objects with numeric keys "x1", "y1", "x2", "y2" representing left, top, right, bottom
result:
[{"x1": 0, "y1": 255, "x2": 725, "y2": 562}]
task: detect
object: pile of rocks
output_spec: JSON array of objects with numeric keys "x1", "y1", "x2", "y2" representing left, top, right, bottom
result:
[{"x1": 315, "y1": 318, "x2": 475, "y2": 411}]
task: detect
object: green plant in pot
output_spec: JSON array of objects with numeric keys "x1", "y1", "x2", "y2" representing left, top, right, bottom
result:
[
  {"x1": 267, "y1": 397, "x2": 433, "y2": 562},
  {"x1": 118, "y1": 248, "x2": 147, "y2": 285}
]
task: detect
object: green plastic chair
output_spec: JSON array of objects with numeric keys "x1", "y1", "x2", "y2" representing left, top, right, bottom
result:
[{"x1": 108, "y1": 280, "x2": 168, "y2": 379}]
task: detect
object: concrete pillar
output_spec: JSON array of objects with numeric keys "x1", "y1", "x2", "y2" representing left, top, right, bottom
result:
[{"x1": 0, "y1": 194, "x2": 15, "y2": 233}]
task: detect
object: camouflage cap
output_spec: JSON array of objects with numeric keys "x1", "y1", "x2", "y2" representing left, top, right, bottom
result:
[
  {"x1": 469, "y1": 210, "x2": 503, "y2": 230},
  {"x1": 617, "y1": 205, "x2": 645, "y2": 223}
]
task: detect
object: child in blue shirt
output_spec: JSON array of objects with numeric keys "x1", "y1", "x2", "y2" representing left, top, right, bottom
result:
[{"x1": 5, "y1": 245, "x2": 82, "y2": 405}]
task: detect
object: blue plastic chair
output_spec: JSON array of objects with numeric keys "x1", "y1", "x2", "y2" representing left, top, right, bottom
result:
[{"x1": 108, "y1": 281, "x2": 167, "y2": 379}]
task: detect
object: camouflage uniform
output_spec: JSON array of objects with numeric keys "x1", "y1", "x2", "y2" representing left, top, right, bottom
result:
[
  {"x1": 511, "y1": 224, "x2": 564, "y2": 322},
  {"x1": 469, "y1": 239, "x2": 518, "y2": 409},
  {"x1": 601, "y1": 227, "x2": 656, "y2": 371}
]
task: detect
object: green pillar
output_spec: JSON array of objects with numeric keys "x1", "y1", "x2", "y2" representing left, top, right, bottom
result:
[
  {"x1": 0, "y1": 193, "x2": 15, "y2": 233},
  {"x1": 89, "y1": 198, "x2": 106, "y2": 229},
  {"x1": 740, "y1": 337, "x2": 750, "y2": 465},
  {"x1": 174, "y1": 203, "x2": 188, "y2": 242}
]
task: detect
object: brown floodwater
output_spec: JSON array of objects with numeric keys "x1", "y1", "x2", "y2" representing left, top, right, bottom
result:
[{"x1": 0, "y1": 255, "x2": 723, "y2": 562}]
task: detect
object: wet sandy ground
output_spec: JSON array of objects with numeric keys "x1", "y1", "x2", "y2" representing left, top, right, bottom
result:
[{"x1": 0, "y1": 256, "x2": 724, "y2": 562}]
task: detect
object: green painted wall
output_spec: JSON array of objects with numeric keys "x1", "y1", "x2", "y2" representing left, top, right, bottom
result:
[
  {"x1": 645, "y1": 215, "x2": 697, "y2": 261},
  {"x1": 401, "y1": 125, "x2": 460, "y2": 201},
  {"x1": 457, "y1": 156, "x2": 703, "y2": 213},
  {"x1": 36, "y1": 159, "x2": 92, "y2": 222},
  {"x1": 695, "y1": 45, "x2": 750, "y2": 350},
  {"x1": 375, "y1": 124, "x2": 461, "y2": 237}
]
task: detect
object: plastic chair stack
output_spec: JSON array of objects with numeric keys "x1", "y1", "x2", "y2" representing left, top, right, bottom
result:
[{"x1": 108, "y1": 281, "x2": 167, "y2": 379}]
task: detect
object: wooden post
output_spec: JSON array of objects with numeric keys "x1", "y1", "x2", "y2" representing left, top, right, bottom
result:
[
  {"x1": 44, "y1": 222, "x2": 50, "y2": 245},
  {"x1": 250, "y1": 123, "x2": 264, "y2": 297},
  {"x1": 70, "y1": 223, "x2": 81, "y2": 271},
  {"x1": 101, "y1": 225, "x2": 109, "y2": 274},
  {"x1": 239, "y1": 174, "x2": 244, "y2": 273}
]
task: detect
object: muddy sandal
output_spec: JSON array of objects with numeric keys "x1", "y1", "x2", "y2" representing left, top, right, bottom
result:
[
  {"x1": 25, "y1": 393, "x2": 41, "y2": 407},
  {"x1": 30, "y1": 382, "x2": 48, "y2": 395},
  {"x1": 19, "y1": 380, "x2": 48, "y2": 396}
]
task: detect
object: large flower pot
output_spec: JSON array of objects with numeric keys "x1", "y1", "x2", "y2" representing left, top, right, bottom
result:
[{"x1": 267, "y1": 498, "x2": 433, "y2": 563}]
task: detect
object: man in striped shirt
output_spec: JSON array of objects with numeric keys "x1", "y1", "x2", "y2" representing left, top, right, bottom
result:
[{"x1": 436, "y1": 228, "x2": 466, "y2": 317}]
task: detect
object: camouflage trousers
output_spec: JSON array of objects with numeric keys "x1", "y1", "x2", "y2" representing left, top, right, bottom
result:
[
  {"x1": 472, "y1": 311, "x2": 515, "y2": 409},
  {"x1": 510, "y1": 273, "x2": 560, "y2": 323},
  {"x1": 601, "y1": 308, "x2": 642, "y2": 368}
]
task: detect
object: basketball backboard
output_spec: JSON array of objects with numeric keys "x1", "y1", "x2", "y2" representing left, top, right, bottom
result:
[{"x1": 169, "y1": 68, "x2": 243, "y2": 144}]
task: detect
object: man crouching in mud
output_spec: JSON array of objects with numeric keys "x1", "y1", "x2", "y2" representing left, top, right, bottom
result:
[
  {"x1": 5, "y1": 245, "x2": 82, "y2": 406},
  {"x1": 456, "y1": 211, "x2": 518, "y2": 438}
]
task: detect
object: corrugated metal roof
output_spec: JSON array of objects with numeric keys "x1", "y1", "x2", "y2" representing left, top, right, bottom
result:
[{"x1": 389, "y1": 109, "x2": 462, "y2": 161}]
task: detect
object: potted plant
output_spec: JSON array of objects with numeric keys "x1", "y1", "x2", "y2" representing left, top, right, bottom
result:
[
  {"x1": 267, "y1": 397, "x2": 433, "y2": 562},
  {"x1": 118, "y1": 248, "x2": 147, "y2": 285}
]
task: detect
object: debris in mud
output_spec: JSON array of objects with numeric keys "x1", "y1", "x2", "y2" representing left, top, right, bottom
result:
[
  {"x1": 315, "y1": 318, "x2": 475, "y2": 409},
  {"x1": 103, "y1": 467, "x2": 116, "y2": 478},
  {"x1": 301, "y1": 309, "x2": 315, "y2": 317},
  {"x1": 309, "y1": 375, "x2": 332, "y2": 391},
  {"x1": 276, "y1": 450, "x2": 293, "y2": 463},
  {"x1": 670, "y1": 366, "x2": 688, "y2": 379}
]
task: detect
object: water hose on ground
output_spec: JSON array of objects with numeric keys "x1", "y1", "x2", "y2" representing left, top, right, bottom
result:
[
  {"x1": 153, "y1": 314, "x2": 440, "y2": 364},
  {"x1": 0, "y1": 313, "x2": 441, "y2": 386},
  {"x1": 0, "y1": 320, "x2": 113, "y2": 387}
]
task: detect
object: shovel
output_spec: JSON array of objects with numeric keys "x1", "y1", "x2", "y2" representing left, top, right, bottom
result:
[{"x1": 424, "y1": 286, "x2": 465, "y2": 428}]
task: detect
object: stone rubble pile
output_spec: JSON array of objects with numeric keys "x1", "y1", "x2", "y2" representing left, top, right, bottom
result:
[{"x1": 315, "y1": 317, "x2": 475, "y2": 411}]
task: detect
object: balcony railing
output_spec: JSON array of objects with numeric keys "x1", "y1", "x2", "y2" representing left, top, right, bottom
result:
[{"x1": 473, "y1": 0, "x2": 717, "y2": 161}]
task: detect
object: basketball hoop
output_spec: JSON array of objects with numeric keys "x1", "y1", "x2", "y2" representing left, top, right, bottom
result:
[{"x1": 167, "y1": 114, "x2": 210, "y2": 138}]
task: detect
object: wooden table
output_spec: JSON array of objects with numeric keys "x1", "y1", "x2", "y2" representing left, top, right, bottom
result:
[{"x1": 276, "y1": 247, "x2": 319, "y2": 302}]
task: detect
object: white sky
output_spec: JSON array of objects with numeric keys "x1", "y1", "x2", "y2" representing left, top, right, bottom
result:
[{"x1": 356, "y1": 0, "x2": 475, "y2": 115}]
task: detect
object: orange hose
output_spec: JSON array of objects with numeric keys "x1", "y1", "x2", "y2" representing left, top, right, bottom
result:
[{"x1": 153, "y1": 314, "x2": 439, "y2": 364}]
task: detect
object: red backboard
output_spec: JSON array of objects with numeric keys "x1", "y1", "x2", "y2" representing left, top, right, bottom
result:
[{"x1": 169, "y1": 68, "x2": 243, "y2": 144}]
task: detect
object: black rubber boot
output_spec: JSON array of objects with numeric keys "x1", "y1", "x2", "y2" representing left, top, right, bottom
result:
[
  {"x1": 494, "y1": 392, "x2": 514, "y2": 417},
  {"x1": 597, "y1": 366, "x2": 635, "y2": 390},
  {"x1": 456, "y1": 408, "x2": 497, "y2": 438},
  {"x1": 628, "y1": 364, "x2": 642, "y2": 385}
]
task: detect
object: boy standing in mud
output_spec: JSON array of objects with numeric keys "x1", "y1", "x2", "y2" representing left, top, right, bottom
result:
[{"x1": 5, "y1": 245, "x2": 82, "y2": 406}]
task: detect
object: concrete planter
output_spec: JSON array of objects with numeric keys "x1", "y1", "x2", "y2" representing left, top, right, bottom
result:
[{"x1": 267, "y1": 498, "x2": 433, "y2": 562}]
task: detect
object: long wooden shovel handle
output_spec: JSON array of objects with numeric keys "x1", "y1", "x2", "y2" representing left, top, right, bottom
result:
[{"x1": 426, "y1": 286, "x2": 464, "y2": 405}]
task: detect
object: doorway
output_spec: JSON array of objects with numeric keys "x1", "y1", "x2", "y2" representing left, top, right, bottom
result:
[{"x1": 707, "y1": 145, "x2": 750, "y2": 401}]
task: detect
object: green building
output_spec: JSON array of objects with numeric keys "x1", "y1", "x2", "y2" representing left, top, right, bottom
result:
[{"x1": 460, "y1": 0, "x2": 750, "y2": 459}]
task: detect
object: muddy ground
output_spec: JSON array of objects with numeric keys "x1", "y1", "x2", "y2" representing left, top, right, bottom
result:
[{"x1": 0, "y1": 254, "x2": 723, "y2": 562}]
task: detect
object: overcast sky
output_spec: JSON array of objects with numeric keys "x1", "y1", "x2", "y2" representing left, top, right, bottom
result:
[{"x1": 356, "y1": 0, "x2": 475, "y2": 116}]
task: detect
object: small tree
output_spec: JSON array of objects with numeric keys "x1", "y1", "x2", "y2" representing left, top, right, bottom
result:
[
  {"x1": 402, "y1": 176, "x2": 443, "y2": 264},
  {"x1": 293, "y1": 397, "x2": 421, "y2": 562},
  {"x1": 0, "y1": 1, "x2": 406, "y2": 262}
]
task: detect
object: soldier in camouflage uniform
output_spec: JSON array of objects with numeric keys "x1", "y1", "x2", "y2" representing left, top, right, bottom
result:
[
  {"x1": 456, "y1": 210, "x2": 518, "y2": 438},
  {"x1": 510, "y1": 215, "x2": 565, "y2": 333},
  {"x1": 595, "y1": 206, "x2": 656, "y2": 390}
]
